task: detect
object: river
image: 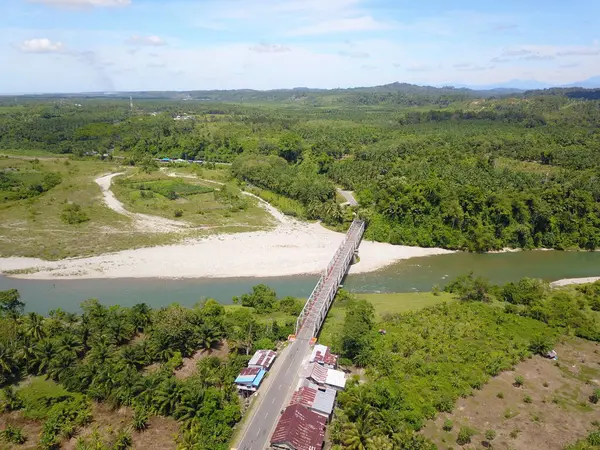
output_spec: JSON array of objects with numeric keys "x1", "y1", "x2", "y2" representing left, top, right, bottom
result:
[{"x1": 0, "y1": 250, "x2": 598, "y2": 314}]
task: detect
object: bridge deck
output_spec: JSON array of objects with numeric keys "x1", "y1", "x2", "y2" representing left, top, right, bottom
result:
[{"x1": 296, "y1": 218, "x2": 365, "y2": 337}]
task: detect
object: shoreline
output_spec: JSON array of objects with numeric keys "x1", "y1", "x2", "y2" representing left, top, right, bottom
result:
[
  {"x1": 0, "y1": 224, "x2": 454, "y2": 281},
  {"x1": 550, "y1": 277, "x2": 600, "y2": 287}
]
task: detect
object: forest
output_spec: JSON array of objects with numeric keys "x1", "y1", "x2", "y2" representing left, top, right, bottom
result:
[
  {"x1": 0, "y1": 287, "x2": 299, "y2": 449},
  {"x1": 2, "y1": 85, "x2": 600, "y2": 252}
]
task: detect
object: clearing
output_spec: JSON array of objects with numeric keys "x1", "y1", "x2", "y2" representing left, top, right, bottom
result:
[{"x1": 422, "y1": 337, "x2": 600, "y2": 449}]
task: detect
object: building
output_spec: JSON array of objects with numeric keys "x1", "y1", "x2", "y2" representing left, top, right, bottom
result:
[
  {"x1": 248, "y1": 349, "x2": 277, "y2": 370},
  {"x1": 234, "y1": 367, "x2": 266, "y2": 392},
  {"x1": 309, "y1": 344, "x2": 338, "y2": 369},
  {"x1": 303, "y1": 363, "x2": 346, "y2": 391},
  {"x1": 270, "y1": 404, "x2": 327, "y2": 450},
  {"x1": 290, "y1": 381, "x2": 336, "y2": 420}
]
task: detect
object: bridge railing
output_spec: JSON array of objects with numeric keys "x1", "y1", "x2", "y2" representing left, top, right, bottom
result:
[{"x1": 295, "y1": 219, "x2": 365, "y2": 336}]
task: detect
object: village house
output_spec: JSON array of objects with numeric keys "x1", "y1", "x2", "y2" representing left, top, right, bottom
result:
[
  {"x1": 234, "y1": 367, "x2": 266, "y2": 393},
  {"x1": 309, "y1": 344, "x2": 338, "y2": 369},
  {"x1": 289, "y1": 381, "x2": 336, "y2": 420},
  {"x1": 248, "y1": 349, "x2": 277, "y2": 370},
  {"x1": 303, "y1": 363, "x2": 346, "y2": 391},
  {"x1": 270, "y1": 404, "x2": 327, "y2": 450}
]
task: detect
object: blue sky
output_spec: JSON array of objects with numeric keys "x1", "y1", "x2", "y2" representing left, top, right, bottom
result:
[{"x1": 2, "y1": 0, "x2": 599, "y2": 92}]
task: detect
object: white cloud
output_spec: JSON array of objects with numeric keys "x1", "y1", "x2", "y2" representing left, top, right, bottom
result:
[
  {"x1": 126, "y1": 35, "x2": 167, "y2": 46},
  {"x1": 19, "y1": 38, "x2": 64, "y2": 53},
  {"x1": 27, "y1": 0, "x2": 130, "y2": 8},
  {"x1": 288, "y1": 16, "x2": 391, "y2": 36}
]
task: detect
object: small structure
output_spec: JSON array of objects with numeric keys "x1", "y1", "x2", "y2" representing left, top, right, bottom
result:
[
  {"x1": 248, "y1": 349, "x2": 277, "y2": 370},
  {"x1": 303, "y1": 363, "x2": 346, "y2": 391},
  {"x1": 234, "y1": 367, "x2": 266, "y2": 393},
  {"x1": 270, "y1": 404, "x2": 327, "y2": 450},
  {"x1": 310, "y1": 344, "x2": 338, "y2": 369},
  {"x1": 545, "y1": 350, "x2": 558, "y2": 360},
  {"x1": 290, "y1": 381, "x2": 336, "y2": 420}
]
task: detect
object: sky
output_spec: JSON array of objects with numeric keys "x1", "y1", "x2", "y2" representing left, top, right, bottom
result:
[{"x1": 2, "y1": 0, "x2": 600, "y2": 93}]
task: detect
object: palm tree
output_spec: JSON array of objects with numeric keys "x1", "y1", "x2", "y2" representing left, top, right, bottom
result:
[
  {"x1": 31, "y1": 339, "x2": 56, "y2": 375},
  {"x1": 154, "y1": 379, "x2": 183, "y2": 416},
  {"x1": 130, "y1": 303, "x2": 152, "y2": 332},
  {"x1": 175, "y1": 387, "x2": 206, "y2": 424},
  {"x1": 88, "y1": 335, "x2": 114, "y2": 367},
  {"x1": 366, "y1": 435, "x2": 393, "y2": 450},
  {"x1": 0, "y1": 342, "x2": 16, "y2": 382},
  {"x1": 198, "y1": 325, "x2": 221, "y2": 352},
  {"x1": 22, "y1": 312, "x2": 45, "y2": 342},
  {"x1": 57, "y1": 334, "x2": 83, "y2": 359},
  {"x1": 342, "y1": 422, "x2": 370, "y2": 450}
]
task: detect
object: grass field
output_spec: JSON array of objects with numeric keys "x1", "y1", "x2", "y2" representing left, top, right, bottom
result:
[
  {"x1": 319, "y1": 291, "x2": 454, "y2": 346},
  {"x1": 0, "y1": 158, "x2": 273, "y2": 260}
]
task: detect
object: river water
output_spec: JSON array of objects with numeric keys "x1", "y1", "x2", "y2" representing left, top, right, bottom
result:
[{"x1": 1, "y1": 251, "x2": 598, "y2": 314}]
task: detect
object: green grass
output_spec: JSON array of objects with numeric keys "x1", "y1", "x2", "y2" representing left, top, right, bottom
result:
[
  {"x1": 16, "y1": 377, "x2": 81, "y2": 420},
  {"x1": 319, "y1": 291, "x2": 454, "y2": 346}
]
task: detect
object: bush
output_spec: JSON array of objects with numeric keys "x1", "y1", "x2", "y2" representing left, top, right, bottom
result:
[
  {"x1": 590, "y1": 388, "x2": 600, "y2": 404},
  {"x1": 529, "y1": 334, "x2": 553, "y2": 355},
  {"x1": 443, "y1": 419, "x2": 454, "y2": 431},
  {"x1": 523, "y1": 395, "x2": 532, "y2": 403},
  {"x1": 61, "y1": 203, "x2": 89, "y2": 224},
  {"x1": 496, "y1": 392, "x2": 504, "y2": 399},
  {"x1": 485, "y1": 429, "x2": 496, "y2": 442},
  {"x1": 456, "y1": 426, "x2": 476, "y2": 445},
  {"x1": 132, "y1": 407, "x2": 149, "y2": 432},
  {"x1": 588, "y1": 431, "x2": 600, "y2": 446},
  {"x1": 1, "y1": 424, "x2": 26, "y2": 445},
  {"x1": 174, "y1": 209, "x2": 183, "y2": 218},
  {"x1": 514, "y1": 375, "x2": 524, "y2": 387}
]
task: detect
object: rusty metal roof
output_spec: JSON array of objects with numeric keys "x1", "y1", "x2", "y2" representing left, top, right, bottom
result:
[{"x1": 270, "y1": 404, "x2": 327, "y2": 450}]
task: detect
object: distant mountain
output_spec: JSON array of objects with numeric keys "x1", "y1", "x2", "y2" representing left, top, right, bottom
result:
[
  {"x1": 455, "y1": 79, "x2": 553, "y2": 91},
  {"x1": 564, "y1": 76, "x2": 600, "y2": 89}
]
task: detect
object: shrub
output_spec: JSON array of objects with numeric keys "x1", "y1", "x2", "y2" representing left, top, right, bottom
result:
[
  {"x1": 132, "y1": 407, "x2": 149, "y2": 432},
  {"x1": 513, "y1": 375, "x2": 524, "y2": 387},
  {"x1": 485, "y1": 429, "x2": 496, "y2": 442},
  {"x1": 443, "y1": 419, "x2": 454, "y2": 431},
  {"x1": 174, "y1": 209, "x2": 183, "y2": 218},
  {"x1": 510, "y1": 428, "x2": 521, "y2": 439},
  {"x1": 113, "y1": 428, "x2": 132, "y2": 450},
  {"x1": 61, "y1": 203, "x2": 89, "y2": 224},
  {"x1": 496, "y1": 392, "x2": 504, "y2": 399},
  {"x1": 529, "y1": 334, "x2": 553, "y2": 355},
  {"x1": 590, "y1": 389, "x2": 600, "y2": 404},
  {"x1": 456, "y1": 426, "x2": 476, "y2": 445},
  {"x1": 523, "y1": 395, "x2": 532, "y2": 403},
  {"x1": 1, "y1": 424, "x2": 26, "y2": 445},
  {"x1": 1, "y1": 387, "x2": 23, "y2": 412},
  {"x1": 588, "y1": 431, "x2": 600, "y2": 446}
]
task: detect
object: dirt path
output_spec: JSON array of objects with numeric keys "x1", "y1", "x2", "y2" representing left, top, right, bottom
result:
[
  {"x1": 95, "y1": 173, "x2": 189, "y2": 233},
  {"x1": 337, "y1": 188, "x2": 358, "y2": 206}
]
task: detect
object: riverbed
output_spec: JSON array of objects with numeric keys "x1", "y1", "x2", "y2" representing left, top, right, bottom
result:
[{"x1": 1, "y1": 250, "x2": 599, "y2": 314}]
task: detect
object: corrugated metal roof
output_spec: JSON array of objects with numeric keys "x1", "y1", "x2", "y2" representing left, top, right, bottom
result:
[
  {"x1": 290, "y1": 386, "x2": 317, "y2": 409},
  {"x1": 312, "y1": 388, "x2": 336, "y2": 416},
  {"x1": 305, "y1": 363, "x2": 328, "y2": 384},
  {"x1": 325, "y1": 369, "x2": 346, "y2": 389},
  {"x1": 248, "y1": 349, "x2": 277, "y2": 369},
  {"x1": 310, "y1": 344, "x2": 338, "y2": 367},
  {"x1": 271, "y1": 404, "x2": 326, "y2": 450},
  {"x1": 235, "y1": 367, "x2": 262, "y2": 384}
]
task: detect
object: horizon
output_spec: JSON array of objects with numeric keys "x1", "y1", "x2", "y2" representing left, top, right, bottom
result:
[{"x1": 2, "y1": 0, "x2": 600, "y2": 93}]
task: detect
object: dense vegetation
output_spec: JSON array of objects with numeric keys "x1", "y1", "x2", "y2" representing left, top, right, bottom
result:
[
  {"x1": 2, "y1": 84, "x2": 600, "y2": 251},
  {"x1": 0, "y1": 287, "x2": 296, "y2": 449},
  {"x1": 325, "y1": 279, "x2": 600, "y2": 449}
]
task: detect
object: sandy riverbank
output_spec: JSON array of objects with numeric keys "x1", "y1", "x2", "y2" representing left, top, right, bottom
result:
[
  {"x1": 0, "y1": 223, "x2": 453, "y2": 280},
  {"x1": 550, "y1": 277, "x2": 600, "y2": 287}
]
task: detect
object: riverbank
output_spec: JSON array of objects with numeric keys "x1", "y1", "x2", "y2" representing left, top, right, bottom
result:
[
  {"x1": 550, "y1": 277, "x2": 600, "y2": 287},
  {"x1": 0, "y1": 221, "x2": 453, "y2": 280}
]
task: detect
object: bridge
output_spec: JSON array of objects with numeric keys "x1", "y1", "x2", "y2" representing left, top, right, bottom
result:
[{"x1": 236, "y1": 219, "x2": 365, "y2": 450}]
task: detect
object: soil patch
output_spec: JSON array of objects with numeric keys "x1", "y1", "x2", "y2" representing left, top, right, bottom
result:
[
  {"x1": 174, "y1": 340, "x2": 230, "y2": 379},
  {"x1": 422, "y1": 337, "x2": 600, "y2": 449}
]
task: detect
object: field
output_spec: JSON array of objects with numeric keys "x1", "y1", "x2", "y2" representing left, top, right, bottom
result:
[
  {"x1": 422, "y1": 337, "x2": 600, "y2": 449},
  {"x1": 0, "y1": 157, "x2": 272, "y2": 260},
  {"x1": 318, "y1": 291, "x2": 454, "y2": 346}
]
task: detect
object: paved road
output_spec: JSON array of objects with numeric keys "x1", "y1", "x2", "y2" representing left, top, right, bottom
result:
[
  {"x1": 336, "y1": 188, "x2": 358, "y2": 206},
  {"x1": 236, "y1": 329, "x2": 312, "y2": 450}
]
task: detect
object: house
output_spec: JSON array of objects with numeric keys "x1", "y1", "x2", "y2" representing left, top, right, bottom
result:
[
  {"x1": 310, "y1": 344, "x2": 338, "y2": 369},
  {"x1": 234, "y1": 367, "x2": 266, "y2": 392},
  {"x1": 248, "y1": 349, "x2": 277, "y2": 370},
  {"x1": 303, "y1": 363, "x2": 346, "y2": 391},
  {"x1": 289, "y1": 381, "x2": 336, "y2": 420},
  {"x1": 270, "y1": 404, "x2": 327, "y2": 450}
]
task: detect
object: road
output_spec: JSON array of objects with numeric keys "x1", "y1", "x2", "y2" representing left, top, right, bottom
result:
[
  {"x1": 336, "y1": 188, "x2": 358, "y2": 206},
  {"x1": 236, "y1": 328, "x2": 312, "y2": 450}
]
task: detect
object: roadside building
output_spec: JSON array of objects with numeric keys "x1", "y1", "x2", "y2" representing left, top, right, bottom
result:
[
  {"x1": 289, "y1": 381, "x2": 336, "y2": 420},
  {"x1": 309, "y1": 344, "x2": 338, "y2": 369},
  {"x1": 234, "y1": 367, "x2": 266, "y2": 393},
  {"x1": 303, "y1": 363, "x2": 346, "y2": 391},
  {"x1": 270, "y1": 404, "x2": 327, "y2": 450},
  {"x1": 248, "y1": 349, "x2": 277, "y2": 370}
]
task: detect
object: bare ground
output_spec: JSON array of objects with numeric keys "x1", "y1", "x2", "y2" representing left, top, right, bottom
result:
[
  {"x1": 174, "y1": 340, "x2": 230, "y2": 379},
  {"x1": 422, "y1": 337, "x2": 600, "y2": 450}
]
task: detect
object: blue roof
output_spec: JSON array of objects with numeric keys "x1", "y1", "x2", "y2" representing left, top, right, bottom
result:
[{"x1": 235, "y1": 368, "x2": 266, "y2": 386}]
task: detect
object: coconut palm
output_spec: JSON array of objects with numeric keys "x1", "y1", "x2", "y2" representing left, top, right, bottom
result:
[
  {"x1": 21, "y1": 312, "x2": 45, "y2": 342},
  {"x1": 30, "y1": 339, "x2": 56, "y2": 375},
  {"x1": 154, "y1": 379, "x2": 183, "y2": 416}
]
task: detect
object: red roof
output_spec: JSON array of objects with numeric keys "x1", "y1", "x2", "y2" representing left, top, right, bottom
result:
[
  {"x1": 271, "y1": 404, "x2": 326, "y2": 450},
  {"x1": 290, "y1": 386, "x2": 317, "y2": 409},
  {"x1": 238, "y1": 367, "x2": 261, "y2": 377},
  {"x1": 312, "y1": 347, "x2": 338, "y2": 367},
  {"x1": 308, "y1": 363, "x2": 328, "y2": 384}
]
